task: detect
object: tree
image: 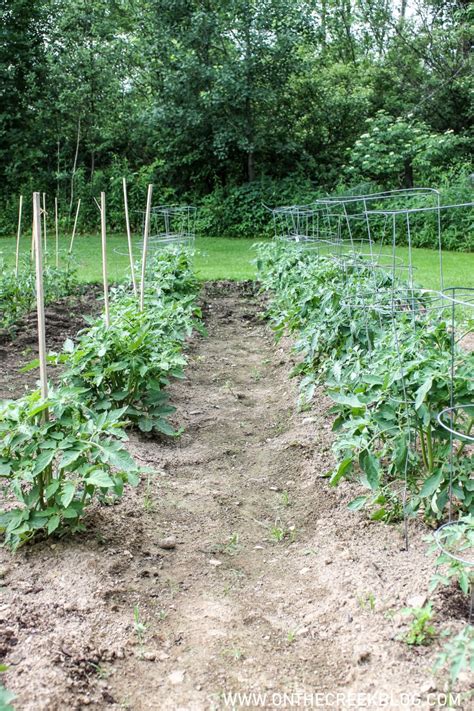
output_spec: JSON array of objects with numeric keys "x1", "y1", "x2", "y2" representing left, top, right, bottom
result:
[{"x1": 0, "y1": 0, "x2": 48, "y2": 187}]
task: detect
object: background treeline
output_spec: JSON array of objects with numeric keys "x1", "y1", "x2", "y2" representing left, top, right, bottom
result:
[{"x1": 0, "y1": 0, "x2": 472, "y2": 244}]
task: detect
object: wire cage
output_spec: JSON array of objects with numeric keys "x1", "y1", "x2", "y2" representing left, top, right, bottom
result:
[
  {"x1": 359, "y1": 204, "x2": 474, "y2": 549},
  {"x1": 266, "y1": 202, "x2": 343, "y2": 254},
  {"x1": 267, "y1": 190, "x2": 474, "y2": 567},
  {"x1": 314, "y1": 187, "x2": 442, "y2": 261},
  {"x1": 141, "y1": 205, "x2": 197, "y2": 252},
  {"x1": 435, "y1": 287, "x2": 474, "y2": 614}
]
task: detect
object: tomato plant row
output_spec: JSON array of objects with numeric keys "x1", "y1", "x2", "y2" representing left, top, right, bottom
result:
[
  {"x1": 0, "y1": 248, "x2": 202, "y2": 549},
  {"x1": 256, "y1": 242, "x2": 474, "y2": 523}
]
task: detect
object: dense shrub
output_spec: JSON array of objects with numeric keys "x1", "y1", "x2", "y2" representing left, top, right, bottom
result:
[{"x1": 0, "y1": 169, "x2": 471, "y2": 250}]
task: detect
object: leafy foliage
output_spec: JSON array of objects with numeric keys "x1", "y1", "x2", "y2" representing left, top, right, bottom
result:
[
  {"x1": 0, "y1": 664, "x2": 14, "y2": 711},
  {"x1": 0, "y1": 259, "x2": 78, "y2": 332},
  {"x1": 345, "y1": 111, "x2": 467, "y2": 188},
  {"x1": 433, "y1": 625, "x2": 474, "y2": 684},
  {"x1": 59, "y1": 249, "x2": 203, "y2": 435},
  {"x1": 0, "y1": 248, "x2": 201, "y2": 550},
  {"x1": 0, "y1": 1, "x2": 472, "y2": 238},
  {"x1": 400, "y1": 604, "x2": 436, "y2": 646},
  {"x1": 256, "y1": 241, "x2": 474, "y2": 521},
  {"x1": 429, "y1": 516, "x2": 474, "y2": 596},
  {"x1": 0, "y1": 387, "x2": 140, "y2": 550}
]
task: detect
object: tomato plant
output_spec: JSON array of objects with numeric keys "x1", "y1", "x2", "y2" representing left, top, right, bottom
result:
[
  {"x1": 0, "y1": 386, "x2": 140, "y2": 550},
  {"x1": 257, "y1": 241, "x2": 474, "y2": 521}
]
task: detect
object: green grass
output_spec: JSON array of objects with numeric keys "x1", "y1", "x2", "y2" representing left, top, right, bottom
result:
[
  {"x1": 0, "y1": 233, "x2": 473, "y2": 290},
  {"x1": 378, "y1": 245, "x2": 473, "y2": 292}
]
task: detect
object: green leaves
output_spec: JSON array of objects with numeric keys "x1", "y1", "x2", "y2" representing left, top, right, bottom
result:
[
  {"x1": 415, "y1": 376, "x2": 433, "y2": 410},
  {"x1": 59, "y1": 448, "x2": 84, "y2": 469},
  {"x1": 86, "y1": 470, "x2": 114, "y2": 488},
  {"x1": 330, "y1": 457, "x2": 353, "y2": 487},
  {"x1": 359, "y1": 450, "x2": 381, "y2": 491},
  {"x1": 0, "y1": 386, "x2": 141, "y2": 550},
  {"x1": 0, "y1": 263, "x2": 77, "y2": 333},
  {"x1": 420, "y1": 470, "x2": 444, "y2": 498},
  {"x1": 60, "y1": 481, "x2": 76, "y2": 508},
  {"x1": 347, "y1": 496, "x2": 369, "y2": 511},
  {"x1": 258, "y1": 240, "x2": 474, "y2": 523},
  {"x1": 32, "y1": 449, "x2": 55, "y2": 476},
  {"x1": 0, "y1": 250, "x2": 198, "y2": 551},
  {"x1": 47, "y1": 514, "x2": 61, "y2": 535},
  {"x1": 61, "y1": 249, "x2": 201, "y2": 437},
  {"x1": 100, "y1": 443, "x2": 136, "y2": 472},
  {"x1": 0, "y1": 460, "x2": 11, "y2": 476}
]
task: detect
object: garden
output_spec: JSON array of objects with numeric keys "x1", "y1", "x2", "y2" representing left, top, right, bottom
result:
[
  {"x1": 0, "y1": 184, "x2": 472, "y2": 710},
  {"x1": 1, "y1": 0, "x2": 474, "y2": 709}
]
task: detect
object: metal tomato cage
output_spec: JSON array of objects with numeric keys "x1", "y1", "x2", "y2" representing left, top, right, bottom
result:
[
  {"x1": 265, "y1": 202, "x2": 343, "y2": 254},
  {"x1": 141, "y1": 205, "x2": 197, "y2": 252},
  {"x1": 267, "y1": 190, "x2": 444, "y2": 357},
  {"x1": 435, "y1": 286, "x2": 474, "y2": 621},
  {"x1": 114, "y1": 205, "x2": 197, "y2": 266},
  {"x1": 122, "y1": 205, "x2": 197, "y2": 261},
  {"x1": 359, "y1": 203, "x2": 474, "y2": 559},
  {"x1": 270, "y1": 191, "x2": 474, "y2": 563},
  {"x1": 314, "y1": 187, "x2": 442, "y2": 271},
  {"x1": 267, "y1": 187, "x2": 443, "y2": 266},
  {"x1": 434, "y1": 518, "x2": 474, "y2": 622}
]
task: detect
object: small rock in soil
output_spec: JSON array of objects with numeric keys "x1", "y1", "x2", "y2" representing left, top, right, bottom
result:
[
  {"x1": 354, "y1": 648, "x2": 371, "y2": 665},
  {"x1": 158, "y1": 536, "x2": 177, "y2": 550},
  {"x1": 406, "y1": 594, "x2": 427, "y2": 608},
  {"x1": 168, "y1": 670, "x2": 185, "y2": 685},
  {"x1": 141, "y1": 651, "x2": 157, "y2": 662}
]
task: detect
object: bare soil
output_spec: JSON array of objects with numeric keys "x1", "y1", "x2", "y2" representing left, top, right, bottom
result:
[
  {"x1": 0, "y1": 285, "x2": 103, "y2": 400},
  {"x1": 0, "y1": 282, "x2": 472, "y2": 710}
]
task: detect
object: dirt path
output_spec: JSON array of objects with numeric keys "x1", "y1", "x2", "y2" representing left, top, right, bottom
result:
[{"x1": 1, "y1": 283, "x2": 471, "y2": 710}]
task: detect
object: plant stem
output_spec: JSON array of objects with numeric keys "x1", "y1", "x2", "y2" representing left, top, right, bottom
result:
[
  {"x1": 419, "y1": 427, "x2": 429, "y2": 471},
  {"x1": 426, "y1": 425, "x2": 434, "y2": 473}
]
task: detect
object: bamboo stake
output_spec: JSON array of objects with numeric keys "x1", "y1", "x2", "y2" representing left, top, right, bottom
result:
[
  {"x1": 68, "y1": 198, "x2": 81, "y2": 254},
  {"x1": 15, "y1": 195, "x2": 23, "y2": 277},
  {"x1": 42, "y1": 192, "x2": 47, "y2": 254},
  {"x1": 123, "y1": 177, "x2": 137, "y2": 296},
  {"x1": 33, "y1": 192, "x2": 48, "y2": 403},
  {"x1": 55, "y1": 197, "x2": 59, "y2": 267},
  {"x1": 140, "y1": 184, "x2": 153, "y2": 312},
  {"x1": 100, "y1": 192, "x2": 110, "y2": 328}
]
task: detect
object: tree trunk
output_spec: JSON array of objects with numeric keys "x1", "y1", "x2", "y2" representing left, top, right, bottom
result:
[
  {"x1": 69, "y1": 116, "x2": 81, "y2": 216},
  {"x1": 403, "y1": 158, "x2": 414, "y2": 188},
  {"x1": 247, "y1": 150, "x2": 255, "y2": 182},
  {"x1": 244, "y1": 4, "x2": 255, "y2": 182}
]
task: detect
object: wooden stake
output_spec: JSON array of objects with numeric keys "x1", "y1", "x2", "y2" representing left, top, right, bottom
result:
[
  {"x1": 68, "y1": 198, "x2": 81, "y2": 254},
  {"x1": 33, "y1": 192, "x2": 48, "y2": 403},
  {"x1": 42, "y1": 192, "x2": 47, "y2": 254},
  {"x1": 140, "y1": 184, "x2": 153, "y2": 312},
  {"x1": 123, "y1": 177, "x2": 137, "y2": 296},
  {"x1": 55, "y1": 197, "x2": 59, "y2": 267},
  {"x1": 100, "y1": 192, "x2": 110, "y2": 327},
  {"x1": 15, "y1": 195, "x2": 23, "y2": 277}
]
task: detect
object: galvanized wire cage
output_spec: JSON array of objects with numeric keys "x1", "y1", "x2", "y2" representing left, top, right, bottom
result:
[
  {"x1": 145, "y1": 205, "x2": 197, "y2": 251},
  {"x1": 268, "y1": 190, "x2": 474, "y2": 559}
]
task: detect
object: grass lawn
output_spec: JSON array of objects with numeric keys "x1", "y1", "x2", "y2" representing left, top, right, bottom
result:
[{"x1": 0, "y1": 233, "x2": 472, "y2": 290}]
